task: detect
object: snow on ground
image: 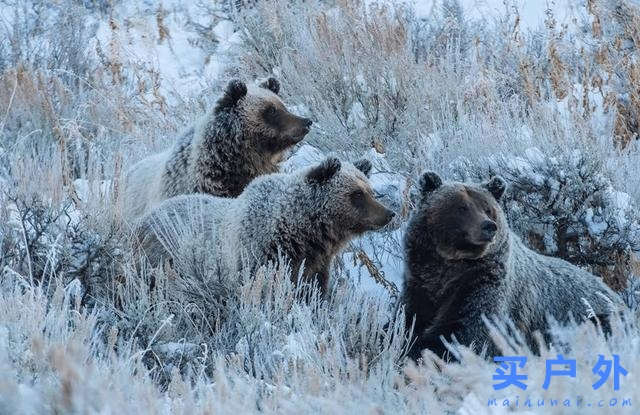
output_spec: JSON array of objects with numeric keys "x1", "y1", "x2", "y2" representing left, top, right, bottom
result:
[
  {"x1": 91, "y1": 0, "x2": 240, "y2": 105},
  {"x1": 413, "y1": 0, "x2": 585, "y2": 30}
]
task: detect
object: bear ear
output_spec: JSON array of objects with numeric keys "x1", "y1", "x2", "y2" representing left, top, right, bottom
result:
[
  {"x1": 307, "y1": 157, "x2": 341, "y2": 184},
  {"x1": 259, "y1": 77, "x2": 280, "y2": 95},
  {"x1": 214, "y1": 79, "x2": 248, "y2": 113},
  {"x1": 353, "y1": 159, "x2": 372, "y2": 178},
  {"x1": 484, "y1": 176, "x2": 506, "y2": 201},
  {"x1": 418, "y1": 171, "x2": 442, "y2": 195}
]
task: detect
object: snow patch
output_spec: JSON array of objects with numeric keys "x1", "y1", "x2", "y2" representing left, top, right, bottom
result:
[{"x1": 281, "y1": 144, "x2": 326, "y2": 172}]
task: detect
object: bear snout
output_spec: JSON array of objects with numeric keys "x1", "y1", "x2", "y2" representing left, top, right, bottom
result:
[
  {"x1": 479, "y1": 220, "x2": 498, "y2": 241},
  {"x1": 285, "y1": 116, "x2": 312, "y2": 142},
  {"x1": 374, "y1": 207, "x2": 395, "y2": 228},
  {"x1": 299, "y1": 118, "x2": 313, "y2": 136}
]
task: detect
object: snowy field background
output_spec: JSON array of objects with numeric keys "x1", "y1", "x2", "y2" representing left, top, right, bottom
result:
[{"x1": 1, "y1": 0, "x2": 640, "y2": 413}]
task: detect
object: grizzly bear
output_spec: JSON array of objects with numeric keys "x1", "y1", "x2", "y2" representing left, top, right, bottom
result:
[
  {"x1": 135, "y1": 157, "x2": 394, "y2": 293},
  {"x1": 402, "y1": 171, "x2": 623, "y2": 360},
  {"x1": 123, "y1": 77, "x2": 312, "y2": 221}
]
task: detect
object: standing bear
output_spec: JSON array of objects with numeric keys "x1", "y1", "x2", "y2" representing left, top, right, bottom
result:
[
  {"x1": 135, "y1": 157, "x2": 395, "y2": 294},
  {"x1": 123, "y1": 78, "x2": 312, "y2": 221},
  {"x1": 402, "y1": 171, "x2": 623, "y2": 360}
]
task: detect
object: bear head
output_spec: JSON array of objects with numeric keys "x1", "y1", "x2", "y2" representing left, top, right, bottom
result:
[
  {"x1": 214, "y1": 78, "x2": 312, "y2": 156},
  {"x1": 414, "y1": 171, "x2": 507, "y2": 260},
  {"x1": 304, "y1": 157, "x2": 395, "y2": 235}
]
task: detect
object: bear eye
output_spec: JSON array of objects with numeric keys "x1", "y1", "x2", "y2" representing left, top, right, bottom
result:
[
  {"x1": 350, "y1": 189, "x2": 365, "y2": 207},
  {"x1": 262, "y1": 105, "x2": 279, "y2": 125}
]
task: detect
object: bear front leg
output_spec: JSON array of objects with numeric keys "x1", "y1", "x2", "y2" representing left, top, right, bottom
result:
[
  {"x1": 418, "y1": 314, "x2": 497, "y2": 361},
  {"x1": 419, "y1": 288, "x2": 505, "y2": 360},
  {"x1": 447, "y1": 313, "x2": 502, "y2": 359}
]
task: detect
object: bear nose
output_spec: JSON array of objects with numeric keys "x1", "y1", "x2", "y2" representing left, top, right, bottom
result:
[
  {"x1": 480, "y1": 220, "x2": 497, "y2": 240},
  {"x1": 304, "y1": 118, "x2": 313, "y2": 128},
  {"x1": 377, "y1": 209, "x2": 395, "y2": 227}
]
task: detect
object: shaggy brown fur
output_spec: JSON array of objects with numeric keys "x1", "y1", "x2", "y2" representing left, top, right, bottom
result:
[
  {"x1": 403, "y1": 172, "x2": 624, "y2": 360},
  {"x1": 123, "y1": 78, "x2": 312, "y2": 221},
  {"x1": 136, "y1": 157, "x2": 394, "y2": 294}
]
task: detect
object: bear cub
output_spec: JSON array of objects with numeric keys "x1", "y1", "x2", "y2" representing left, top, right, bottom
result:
[
  {"x1": 123, "y1": 77, "x2": 312, "y2": 221},
  {"x1": 402, "y1": 171, "x2": 623, "y2": 360},
  {"x1": 136, "y1": 157, "x2": 395, "y2": 294}
]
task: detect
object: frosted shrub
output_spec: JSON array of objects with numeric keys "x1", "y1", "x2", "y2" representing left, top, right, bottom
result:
[
  {"x1": 0, "y1": 189, "x2": 123, "y2": 299},
  {"x1": 237, "y1": 0, "x2": 439, "y2": 168}
]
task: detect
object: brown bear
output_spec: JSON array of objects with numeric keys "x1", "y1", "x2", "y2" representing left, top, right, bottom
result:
[
  {"x1": 123, "y1": 78, "x2": 312, "y2": 221},
  {"x1": 402, "y1": 171, "x2": 623, "y2": 360},
  {"x1": 135, "y1": 157, "x2": 395, "y2": 294}
]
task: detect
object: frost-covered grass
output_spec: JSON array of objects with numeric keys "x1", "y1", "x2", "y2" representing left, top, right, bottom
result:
[
  {"x1": 0, "y1": 266, "x2": 639, "y2": 413},
  {"x1": 1, "y1": 0, "x2": 640, "y2": 413}
]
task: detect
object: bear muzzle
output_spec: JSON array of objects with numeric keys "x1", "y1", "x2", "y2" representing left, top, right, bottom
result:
[
  {"x1": 478, "y1": 220, "x2": 498, "y2": 242},
  {"x1": 292, "y1": 117, "x2": 313, "y2": 141},
  {"x1": 371, "y1": 207, "x2": 395, "y2": 229}
]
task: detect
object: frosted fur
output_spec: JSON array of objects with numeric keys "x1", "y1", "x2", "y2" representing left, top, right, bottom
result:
[
  {"x1": 403, "y1": 175, "x2": 624, "y2": 360},
  {"x1": 136, "y1": 159, "x2": 394, "y2": 293},
  {"x1": 123, "y1": 80, "x2": 311, "y2": 222}
]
